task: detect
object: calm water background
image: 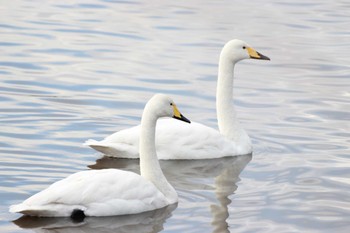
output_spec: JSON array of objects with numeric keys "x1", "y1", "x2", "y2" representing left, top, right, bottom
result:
[{"x1": 1, "y1": 0, "x2": 349, "y2": 232}]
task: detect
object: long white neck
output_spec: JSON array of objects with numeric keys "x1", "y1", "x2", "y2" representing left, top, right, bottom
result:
[
  {"x1": 139, "y1": 108, "x2": 177, "y2": 203},
  {"x1": 216, "y1": 53, "x2": 248, "y2": 143}
]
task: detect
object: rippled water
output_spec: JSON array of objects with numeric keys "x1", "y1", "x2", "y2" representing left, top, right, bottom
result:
[{"x1": 1, "y1": 0, "x2": 349, "y2": 232}]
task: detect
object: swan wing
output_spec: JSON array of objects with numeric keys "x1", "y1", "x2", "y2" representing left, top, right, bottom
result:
[
  {"x1": 10, "y1": 169, "x2": 169, "y2": 217},
  {"x1": 85, "y1": 119, "x2": 250, "y2": 159}
]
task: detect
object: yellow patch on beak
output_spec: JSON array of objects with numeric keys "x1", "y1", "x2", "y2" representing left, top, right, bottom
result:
[
  {"x1": 247, "y1": 47, "x2": 260, "y2": 58},
  {"x1": 172, "y1": 104, "x2": 191, "y2": 123},
  {"x1": 247, "y1": 47, "x2": 270, "y2": 60},
  {"x1": 172, "y1": 104, "x2": 181, "y2": 118}
]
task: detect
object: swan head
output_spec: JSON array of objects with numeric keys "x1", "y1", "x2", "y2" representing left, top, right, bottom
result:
[
  {"x1": 147, "y1": 94, "x2": 191, "y2": 124},
  {"x1": 221, "y1": 39, "x2": 270, "y2": 63}
]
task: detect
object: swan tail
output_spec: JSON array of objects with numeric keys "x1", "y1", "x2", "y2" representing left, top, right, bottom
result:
[
  {"x1": 83, "y1": 139, "x2": 101, "y2": 147},
  {"x1": 10, "y1": 203, "x2": 51, "y2": 216},
  {"x1": 10, "y1": 203, "x2": 27, "y2": 214},
  {"x1": 84, "y1": 139, "x2": 139, "y2": 158},
  {"x1": 10, "y1": 203, "x2": 83, "y2": 217}
]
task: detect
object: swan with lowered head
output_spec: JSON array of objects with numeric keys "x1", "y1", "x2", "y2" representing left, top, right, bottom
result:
[
  {"x1": 85, "y1": 39, "x2": 270, "y2": 159},
  {"x1": 10, "y1": 94, "x2": 190, "y2": 218}
]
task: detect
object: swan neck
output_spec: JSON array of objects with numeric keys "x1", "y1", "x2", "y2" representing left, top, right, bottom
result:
[
  {"x1": 216, "y1": 57, "x2": 240, "y2": 140},
  {"x1": 139, "y1": 108, "x2": 177, "y2": 202}
]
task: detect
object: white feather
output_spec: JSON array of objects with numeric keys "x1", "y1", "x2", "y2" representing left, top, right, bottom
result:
[
  {"x1": 85, "y1": 39, "x2": 270, "y2": 159},
  {"x1": 86, "y1": 119, "x2": 246, "y2": 159},
  {"x1": 10, "y1": 169, "x2": 168, "y2": 217},
  {"x1": 10, "y1": 94, "x2": 187, "y2": 217}
]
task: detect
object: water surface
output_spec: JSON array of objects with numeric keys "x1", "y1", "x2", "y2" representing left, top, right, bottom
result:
[{"x1": 1, "y1": 0, "x2": 349, "y2": 232}]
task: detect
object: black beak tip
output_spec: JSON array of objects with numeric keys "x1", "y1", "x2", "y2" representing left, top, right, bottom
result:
[
  {"x1": 173, "y1": 114, "x2": 191, "y2": 124},
  {"x1": 262, "y1": 55, "x2": 271, "y2": 60},
  {"x1": 257, "y1": 52, "x2": 270, "y2": 60}
]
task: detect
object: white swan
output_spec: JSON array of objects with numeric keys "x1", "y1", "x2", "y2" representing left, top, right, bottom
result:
[
  {"x1": 9, "y1": 94, "x2": 190, "y2": 218},
  {"x1": 85, "y1": 39, "x2": 270, "y2": 159}
]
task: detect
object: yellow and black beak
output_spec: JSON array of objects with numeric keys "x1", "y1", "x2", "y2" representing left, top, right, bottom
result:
[
  {"x1": 247, "y1": 47, "x2": 270, "y2": 60},
  {"x1": 172, "y1": 104, "x2": 191, "y2": 124}
]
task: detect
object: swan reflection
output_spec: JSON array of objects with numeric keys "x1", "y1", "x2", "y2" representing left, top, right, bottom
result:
[
  {"x1": 12, "y1": 154, "x2": 251, "y2": 232},
  {"x1": 12, "y1": 203, "x2": 177, "y2": 233},
  {"x1": 90, "y1": 154, "x2": 252, "y2": 232},
  {"x1": 89, "y1": 154, "x2": 251, "y2": 189}
]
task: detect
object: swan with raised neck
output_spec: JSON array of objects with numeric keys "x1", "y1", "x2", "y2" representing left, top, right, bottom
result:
[
  {"x1": 139, "y1": 94, "x2": 190, "y2": 202},
  {"x1": 84, "y1": 39, "x2": 270, "y2": 159},
  {"x1": 10, "y1": 94, "x2": 191, "y2": 217},
  {"x1": 217, "y1": 39, "x2": 270, "y2": 150}
]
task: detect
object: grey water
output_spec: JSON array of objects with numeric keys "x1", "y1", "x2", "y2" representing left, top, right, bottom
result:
[{"x1": 1, "y1": 0, "x2": 349, "y2": 232}]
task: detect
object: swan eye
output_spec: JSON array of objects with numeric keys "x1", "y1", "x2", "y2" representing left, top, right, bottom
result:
[
  {"x1": 170, "y1": 103, "x2": 173, "y2": 106},
  {"x1": 242, "y1": 46, "x2": 246, "y2": 49}
]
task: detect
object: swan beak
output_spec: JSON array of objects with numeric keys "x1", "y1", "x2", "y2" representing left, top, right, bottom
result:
[
  {"x1": 247, "y1": 47, "x2": 270, "y2": 60},
  {"x1": 172, "y1": 104, "x2": 191, "y2": 124}
]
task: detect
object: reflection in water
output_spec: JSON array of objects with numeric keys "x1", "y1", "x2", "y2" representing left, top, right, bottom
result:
[
  {"x1": 89, "y1": 154, "x2": 252, "y2": 232},
  {"x1": 11, "y1": 155, "x2": 251, "y2": 233},
  {"x1": 211, "y1": 155, "x2": 251, "y2": 233},
  {"x1": 2, "y1": 0, "x2": 350, "y2": 232},
  {"x1": 13, "y1": 204, "x2": 177, "y2": 233}
]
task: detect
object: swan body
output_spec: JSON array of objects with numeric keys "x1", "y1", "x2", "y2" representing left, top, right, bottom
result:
[
  {"x1": 10, "y1": 169, "x2": 169, "y2": 217},
  {"x1": 85, "y1": 39, "x2": 270, "y2": 159},
  {"x1": 85, "y1": 119, "x2": 248, "y2": 159},
  {"x1": 10, "y1": 94, "x2": 190, "y2": 217}
]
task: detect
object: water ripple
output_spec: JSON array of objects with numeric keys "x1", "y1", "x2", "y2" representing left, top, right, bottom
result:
[
  {"x1": 0, "y1": 62, "x2": 47, "y2": 70},
  {"x1": 1, "y1": 1, "x2": 350, "y2": 233}
]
